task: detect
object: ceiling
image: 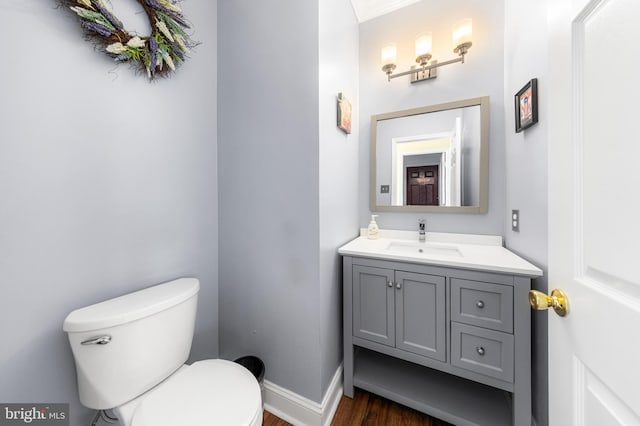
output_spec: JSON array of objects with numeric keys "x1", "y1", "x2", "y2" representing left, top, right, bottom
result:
[{"x1": 350, "y1": 0, "x2": 420, "y2": 22}]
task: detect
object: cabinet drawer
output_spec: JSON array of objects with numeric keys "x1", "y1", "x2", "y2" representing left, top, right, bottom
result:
[
  {"x1": 451, "y1": 278, "x2": 513, "y2": 333},
  {"x1": 451, "y1": 322, "x2": 514, "y2": 382}
]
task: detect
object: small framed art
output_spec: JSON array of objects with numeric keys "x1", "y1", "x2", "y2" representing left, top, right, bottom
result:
[
  {"x1": 337, "y1": 92, "x2": 352, "y2": 134},
  {"x1": 515, "y1": 78, "x2": 538, "y2": 133}
]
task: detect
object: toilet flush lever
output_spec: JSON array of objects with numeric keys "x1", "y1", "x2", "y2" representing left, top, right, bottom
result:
[{"x1": 81, "y1": 335, "x2": 112, "y2": 345}]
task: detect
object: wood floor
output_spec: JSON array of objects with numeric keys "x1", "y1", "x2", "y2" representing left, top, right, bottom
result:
[{"x1": 262, "y1": 388, "x2": 453, "y2": 426}]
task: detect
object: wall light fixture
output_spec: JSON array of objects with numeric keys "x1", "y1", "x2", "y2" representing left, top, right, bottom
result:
[{"x1": 382, "y1": 19, "x2": 473, "y2": 83}]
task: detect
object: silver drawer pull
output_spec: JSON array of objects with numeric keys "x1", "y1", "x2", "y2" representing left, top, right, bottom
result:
[
  {"x1": 388, "y1": 281, "x2": 393, "y2": 288},
  {"x1": 81, "y1": 335, "x2": 112, "y2": 345},
  {"x1": 476, "y1": 346, "x2": 485, "y2": 356},
  {"x1": 476, "y1": 300, "x2": 485, "y2": 309}
]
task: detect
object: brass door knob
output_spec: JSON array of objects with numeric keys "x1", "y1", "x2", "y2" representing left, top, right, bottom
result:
[{"x1": 528, "y1": 289, "x2": 570, "y2": 317}]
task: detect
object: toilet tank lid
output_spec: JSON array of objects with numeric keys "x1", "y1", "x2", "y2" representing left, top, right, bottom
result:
[{"x1": 63, "y1": 278, "x2": 200, "y2": 333}]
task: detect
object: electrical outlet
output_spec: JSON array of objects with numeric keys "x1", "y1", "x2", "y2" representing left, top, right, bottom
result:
[
  {"x1": 511, "y1": 209, "x2": 520, "y2": 232},
  {"x1": 380, "y1": 185, "x2": 389, "y2": 194}
]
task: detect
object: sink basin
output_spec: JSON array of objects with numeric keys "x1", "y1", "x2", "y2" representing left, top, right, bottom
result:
[{"x1": 386, "y1": 241, "x2": 463, "y2": 258}]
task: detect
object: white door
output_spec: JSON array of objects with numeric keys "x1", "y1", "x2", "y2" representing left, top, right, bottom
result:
[{"x1": 547, "y1": 0, "x2": 640, "y2": 424}]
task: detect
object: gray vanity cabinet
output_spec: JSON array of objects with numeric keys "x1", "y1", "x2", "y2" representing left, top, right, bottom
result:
[
  {"x1": 353, "y1": 265, "x2": 446, "y2": 361},
  {"x1": 343, "y1": 256, "x2": 533, "y2": 426}
]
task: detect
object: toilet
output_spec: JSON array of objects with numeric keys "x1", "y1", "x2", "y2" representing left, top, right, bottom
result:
[{"x1": 63, "y1": 278, "x2": 262, "y2": 426}]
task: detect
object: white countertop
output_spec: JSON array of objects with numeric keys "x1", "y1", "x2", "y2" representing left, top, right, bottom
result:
[{"x1": 338, "y1": 229, "x2": 543, "y2": 277}]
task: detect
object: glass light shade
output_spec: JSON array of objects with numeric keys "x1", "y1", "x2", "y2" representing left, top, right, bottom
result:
[
  {"x1": 453, "y1": 19, "x2": 473, "y2": 48},
  {"x1": 381, "y1": 43, "x2": 397, "y2": 67},
  {"x1": 415, "y1": 33, "x2": 433, "y2": 57}
]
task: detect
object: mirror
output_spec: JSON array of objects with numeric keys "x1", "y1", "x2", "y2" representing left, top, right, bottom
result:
[{"x1": 371, "y1": 96, "x2": 489, "y2": 213}]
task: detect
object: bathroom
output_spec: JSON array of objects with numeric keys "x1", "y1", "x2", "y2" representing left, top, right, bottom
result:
[{"x1": 2, "y1": 0, "x2": 638, "y2": 425}]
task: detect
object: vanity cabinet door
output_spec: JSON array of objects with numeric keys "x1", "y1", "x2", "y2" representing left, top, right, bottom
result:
[
  {"x1": 395, "y1": 271, "x2": 446, "y2": 362},
  {"x1": 352, "y1": 265, "x2": 395, "y2": 347}
]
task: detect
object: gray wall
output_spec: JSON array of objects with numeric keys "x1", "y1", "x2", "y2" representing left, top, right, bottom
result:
[
  {"x1": 319, "y1": 0, "x2": 360, "y2": 396},
  {"x1": 503, "y1": 1, "x2": 549, "y2": 424},
  {"x1": 0, "y1": 2, "x2": 218, "y2": 425},
  {"x1": 218, "y1": 0, "x2": 359, "y2": 403},
  {"x1": 462, "y1": 105, "x2": 481, "y2": 206},
  {"x1": 359, "y1": 0, "x2": 505, "y2": 233},
  {"x1": 217, "y1": 0, "x2": 323, "y2": 402}
]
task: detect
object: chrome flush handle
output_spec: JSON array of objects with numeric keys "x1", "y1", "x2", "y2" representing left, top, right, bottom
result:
[{"x1": 81, "y1": 335, "x2": 112, "y2": 345}]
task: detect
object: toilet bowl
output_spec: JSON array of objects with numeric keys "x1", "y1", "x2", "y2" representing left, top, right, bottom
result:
[
  {"x1": 116, "y1": 360, "x2": 262, "y2": 426},
  {"x1": 63, "y1": 278, "x2": 262, "y2": 426}
]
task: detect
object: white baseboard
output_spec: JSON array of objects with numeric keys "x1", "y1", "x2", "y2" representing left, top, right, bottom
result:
[{"x1": 263, "y1": 364, "x2": 343, "y2": 426}]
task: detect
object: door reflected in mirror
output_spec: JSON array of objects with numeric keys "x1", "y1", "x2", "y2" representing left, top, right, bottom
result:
[{"x1": 371, "y1": 97, "x2": 489, "y2": 213}]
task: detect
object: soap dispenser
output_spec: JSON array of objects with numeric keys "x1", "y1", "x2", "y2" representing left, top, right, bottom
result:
[{"x1": 367, "y1": 215, "x2": 380, "y2": 239}]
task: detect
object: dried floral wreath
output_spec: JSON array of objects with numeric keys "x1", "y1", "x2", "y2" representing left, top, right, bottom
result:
[{"x1": 60, "y1": 0, "x2": 197, "y2": 79}]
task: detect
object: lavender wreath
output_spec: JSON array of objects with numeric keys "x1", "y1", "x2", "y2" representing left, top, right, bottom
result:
[{"x1": 61, "y1": 0, "x2": 197, "y2": 79}]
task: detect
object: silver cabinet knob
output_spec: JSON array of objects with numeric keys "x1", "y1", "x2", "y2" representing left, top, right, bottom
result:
[
  {"x1": 396, "y1": 282, "x2": 402, "y2": 289},
  {"x1": 476, "y1": 346, "x2": 485, "y2": 356},
  {"x1": 476, "y1": 300, "x2": 485, "y2": 309},
  {"x1": 388, "y1": 281, "x2": 393, "y2": 288}
]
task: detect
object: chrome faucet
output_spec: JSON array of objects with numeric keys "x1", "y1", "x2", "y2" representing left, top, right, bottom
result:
[{"x1": 418, "y1": 219, "x2": 426, "y2": 241}]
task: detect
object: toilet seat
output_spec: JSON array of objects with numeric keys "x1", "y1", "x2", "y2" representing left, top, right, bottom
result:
[{"x1": 131, "y1": 359, "x2": 262, "y2": 426}]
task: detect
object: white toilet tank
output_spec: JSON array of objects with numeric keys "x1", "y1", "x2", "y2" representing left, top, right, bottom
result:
[{"x1": 63, "y1": 278, "x2": 200, "y2": 410}]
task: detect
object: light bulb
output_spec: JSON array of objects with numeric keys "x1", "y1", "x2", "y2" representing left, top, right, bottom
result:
[
  {"x1": 415, "y1": 33, "x2": 433, "y2": 58},
  {"x1": 381, "y1": 43, "x2": 397, "y2": 67},
  {"x1": 453, "y1": 18, "x2": 473, "y2": 50}
]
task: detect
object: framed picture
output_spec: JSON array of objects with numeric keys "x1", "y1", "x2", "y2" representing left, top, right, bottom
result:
[
  {"x1": 515, "y1": 78, "x2": 538, "y2": 133},
  {"x1": 337, "y1": 92, "x2": 352, "y2": 134}
]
